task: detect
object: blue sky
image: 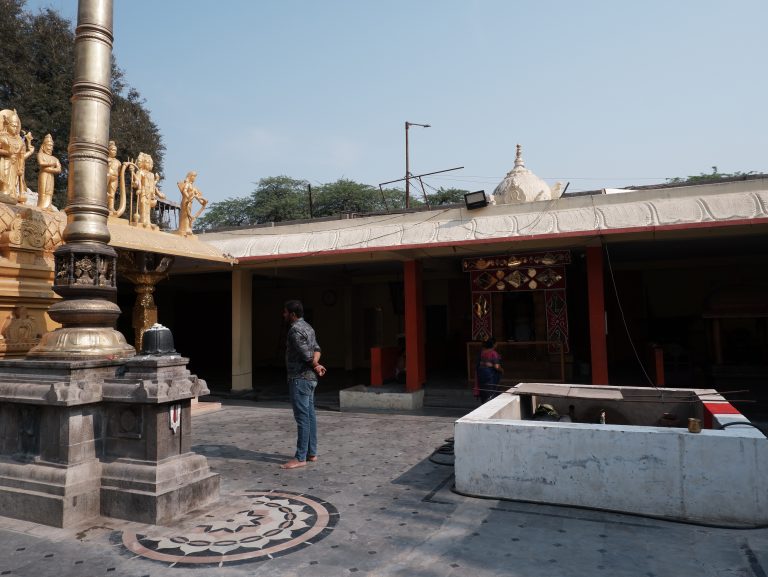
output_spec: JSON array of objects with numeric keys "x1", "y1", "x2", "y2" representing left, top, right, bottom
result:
[{"x1": 25, "y1": 0, "x2": 768, "y2": 205}]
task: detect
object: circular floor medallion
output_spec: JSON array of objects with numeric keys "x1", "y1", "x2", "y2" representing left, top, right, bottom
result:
[{"x1": 120, "y1": 490, "x2": 339, "y2": 567}]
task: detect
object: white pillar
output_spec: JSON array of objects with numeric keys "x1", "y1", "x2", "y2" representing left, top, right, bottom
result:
[{"x1": 231, "y1": 269, "x2": 252, "y2": 392}]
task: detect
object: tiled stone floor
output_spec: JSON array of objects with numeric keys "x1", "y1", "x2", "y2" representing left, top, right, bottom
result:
[{"x1": 0, "y1": 402, "x2": 766, "y2": 576}]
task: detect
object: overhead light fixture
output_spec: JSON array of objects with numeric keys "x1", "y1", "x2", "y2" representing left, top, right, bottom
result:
[{"x1": 464, "y1": 190, "x2": 488, "y2": 210}]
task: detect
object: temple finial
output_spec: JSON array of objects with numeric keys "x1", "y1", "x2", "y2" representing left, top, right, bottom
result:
[{"x1": 514, "y1": 144, "x2": 525, "y2": 169}]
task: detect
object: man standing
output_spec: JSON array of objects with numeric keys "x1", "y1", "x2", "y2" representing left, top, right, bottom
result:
[{"x1": 281, "y1": 300, "x2": 326, "y2": 470}]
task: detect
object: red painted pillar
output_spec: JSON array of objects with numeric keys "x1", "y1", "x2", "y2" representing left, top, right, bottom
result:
[
  {"x1": 586, "y1": 245, "x2": 609, "y2": 385},
  {"x1": 404, "y1": 260, "x2": 425, "y2": 392}
]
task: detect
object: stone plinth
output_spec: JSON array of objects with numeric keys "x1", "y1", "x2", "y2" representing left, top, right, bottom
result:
[
  {"x1": 100, "y1": 355, "x2": 219, "y2": 524},
  {"x1": 0, "y1": 355, "x2": 219, "y2": 528},
  {"x1": 0, "y1": 458, "x2": 101, "y2": 527},
  {"x1": 0, "y1": 358, "x2": 114, "y2": 527},
  {"x1": 340, "y1": 385, "x2": 424, "y2": 411}
]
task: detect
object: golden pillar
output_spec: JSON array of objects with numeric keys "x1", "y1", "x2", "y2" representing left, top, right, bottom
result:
[
  {"x1": 118, "y1": 251, "x2": 173, "y2": 352},
  {"x1": 28, "y1": 0, "x2": 134, "y2": 359}
]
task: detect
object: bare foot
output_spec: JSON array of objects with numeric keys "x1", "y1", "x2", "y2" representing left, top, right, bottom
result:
[
  {"x1": 280, "y1": 459, "x2": 306, "y2": 469},
  {"x1": 307, "y1": 455, "x2": 318, "y2": 462}
]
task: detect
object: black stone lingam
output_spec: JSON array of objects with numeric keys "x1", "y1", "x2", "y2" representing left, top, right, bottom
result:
[{"x1": 141, "y1": 323, "x2": 177, "y2": 356}]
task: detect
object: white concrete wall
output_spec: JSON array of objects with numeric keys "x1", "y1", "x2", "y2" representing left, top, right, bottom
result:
[
  {"x1": 455, "y1": 392, "x2": 768, "y2": 527},
  {"x1": 340, "y1": 385, "x2": 424, "y2": 411}
]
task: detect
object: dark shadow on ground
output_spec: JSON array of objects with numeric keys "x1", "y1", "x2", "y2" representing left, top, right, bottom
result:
[{"x1": 192, "y1": 444, "x2": 285, "y2": 464}]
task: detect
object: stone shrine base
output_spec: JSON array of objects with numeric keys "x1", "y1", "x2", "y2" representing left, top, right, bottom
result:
[
  {"x1": 339, "y1": 385, "x2": 424, "y2": 411},
  {"x1": 0, "y1": 355, "x2": 219, "y2": 528}
]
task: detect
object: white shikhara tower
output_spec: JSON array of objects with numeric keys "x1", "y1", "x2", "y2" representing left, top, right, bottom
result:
[{"x1": 492, "y1": 144, "x2": 562, "y2": 204}]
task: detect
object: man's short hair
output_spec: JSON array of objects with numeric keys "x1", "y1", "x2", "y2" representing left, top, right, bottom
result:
[{"x1": 284, "y1": 299, "x2": 304, "y2": 318}]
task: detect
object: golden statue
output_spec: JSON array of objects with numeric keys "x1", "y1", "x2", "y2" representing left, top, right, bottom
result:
[
  {"x1": 128, "y1": 152, "x2": 164, "y2": 229},
  {"x1": 106, "y1": 140, "x2": 126, "y2": 216},
  {"x1": 0, "y1": 109, "x2": 34, "y2": 204},
  {"x1": 36, "y1": 134, "x2": 61, "y2": 210},
  {"x1": 176, "y1": 171, "x2": 208, "y2": 236}
]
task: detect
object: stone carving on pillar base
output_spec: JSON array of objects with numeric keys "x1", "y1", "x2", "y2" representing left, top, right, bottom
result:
[
  {"x1": 0, "y1": 203, "x2": 64, "y2": 264},
  {"x1": 0, "y1": 306, "x2": 40, "y2": 356},
  {"x1": 28, "y1": 242, "x2": 135, "y2": 359}
]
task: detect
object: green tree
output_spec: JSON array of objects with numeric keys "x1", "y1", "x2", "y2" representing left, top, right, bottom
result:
[
  {"x1": 313, "y1": 180, "x2": 432, "y2": 214},
  {"x1": 196, "y1": 176, "x2": 310, "y2": 231},
  {"x1": 194, "y1": 196, "x2": 256, "y2": 232},
  {"x1": 312, "y1": 179, "x2": 381, "y2": 216},
  {"x1": 1, "y1": 4, "x2": 74, "y2": 207},
  {"x1": 251, "y1": 176, "x2": 310, "y2": 223},
  {"x1": 0, "y1": 0, "x2": 29, "y2": 106},
  {"x1": 194, "y1": 178, "x2": 463, "y2": 232},
  {"x1": 110, "y1": 88, "x2": 166, "y2": 178},
  {"x1": 425, "y1": 186, "x2": 468, "y2": 206},
  {"x1": 667, "y1": 166, "x2": 757, "y2": 185},
  {"x1": 0, "y1": 0, "x2": 164, "y2": 209},
  {"x1": 379, "y1": 186, "x2": 408, "y2": 210}
]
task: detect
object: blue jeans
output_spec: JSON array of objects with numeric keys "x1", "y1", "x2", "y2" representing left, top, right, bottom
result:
[
  {"x1": 289, "y1": 378, "x2": 317, "y2": 461},
  {"x1": 477, "y1": 367, "x2": 500, "y2": 403}
]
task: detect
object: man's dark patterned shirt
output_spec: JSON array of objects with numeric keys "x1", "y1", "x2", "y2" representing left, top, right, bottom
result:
[{"x1": 286, "y1": 318, "x2": 322, "y2": 381}]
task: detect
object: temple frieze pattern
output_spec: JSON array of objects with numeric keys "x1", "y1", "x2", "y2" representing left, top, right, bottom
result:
[{"x1": 207, "y1": 181, "x2": 768, "y2": 259}]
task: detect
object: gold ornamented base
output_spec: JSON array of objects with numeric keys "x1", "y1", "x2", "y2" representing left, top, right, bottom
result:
[{"x1": 26, "y1": 327, "x2": 136, "y2": 359}]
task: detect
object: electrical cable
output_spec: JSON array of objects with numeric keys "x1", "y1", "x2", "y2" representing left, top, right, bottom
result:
[
  {"x1": 448, "y1": 484, "x2": 768, "y2": 530},
  {"x1": 604, "y1": 242, "x2": 657, "y2": 388},
  {"x1": 721, "y1": 421, "x2": 765, "y2": 431},
  {"x1": 428, "y1": 437, "x2": 455, "y2": 466}
]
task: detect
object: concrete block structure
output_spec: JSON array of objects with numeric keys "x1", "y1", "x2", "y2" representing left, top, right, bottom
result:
[{"x1": 455, "y1": 383, "x2": 768, "y2": 527}]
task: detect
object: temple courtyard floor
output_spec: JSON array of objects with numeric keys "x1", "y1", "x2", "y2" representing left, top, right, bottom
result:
[{"x1": 0, "y1": 400, "x2": 766, "y2": 577}]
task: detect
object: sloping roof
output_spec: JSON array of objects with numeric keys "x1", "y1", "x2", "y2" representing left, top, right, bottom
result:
[
  {"x1": 108, "y1": 217, "x2": 235, "y2": 266},
  {"x1": 202, "y1": 178, "x2": 768, "y2": 267}
]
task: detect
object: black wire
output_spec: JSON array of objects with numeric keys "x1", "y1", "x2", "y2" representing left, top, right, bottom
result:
[
  {"x1": 604, "y1": 242, "x2": 657, "y2": 388},
  {"x1": 721, "y1": 421, "x2": 765, "y2": 431},
  {"x1": 429, "y1": 437, "x2": 455, "y2": 466},
  {"x1": 449, "y1": 485, "x2": 768, "y2": 530}
]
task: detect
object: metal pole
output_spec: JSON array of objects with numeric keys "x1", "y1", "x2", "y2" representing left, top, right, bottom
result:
[
  {"x1": 378, "y1": 183, "x2": 389, "y2": 211},
  {"x1": 378, "y1": 165, "x2": 464, "y2": 187},
  {"x1": 307, "y1": 183, "x2": 313, "y2": 218},
  {"x1": 404, "y1": 121, "x2": 410, "y2": 209},
  {"x1": 418, "y1": 176, "x2": 429, "y2": 208},
  {"x1": 28, "y1": 0, "x2": 134, "y2": 359}
]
